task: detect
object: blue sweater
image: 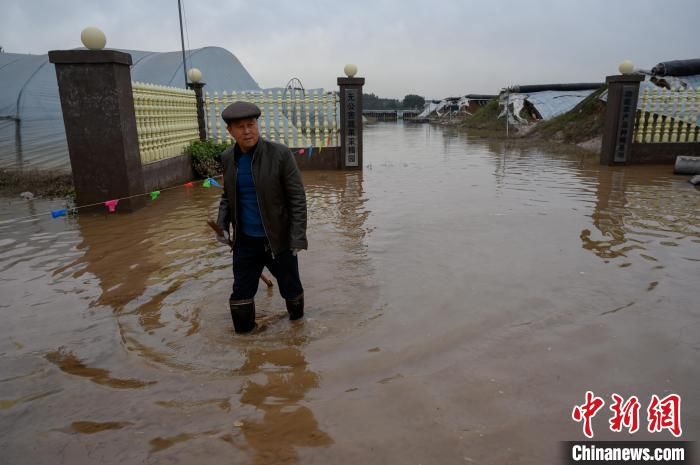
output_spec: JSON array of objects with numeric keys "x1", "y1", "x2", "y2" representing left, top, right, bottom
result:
[{"x1": 236, "y1": 153, "x2": 266, "y2": 237}]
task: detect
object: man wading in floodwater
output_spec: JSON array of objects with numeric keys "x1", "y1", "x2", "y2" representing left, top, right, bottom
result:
[{"x1": 215, "y1": 101, "x2": 308, "y2": 333}]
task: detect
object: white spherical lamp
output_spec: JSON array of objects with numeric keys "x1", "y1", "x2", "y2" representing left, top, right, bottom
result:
[
  {"x1": 344, "y1": 64, "x2": 358, "y2": 78},
  {"x1": 187, "y1": 68, "x2": 202, "y2": 83},
  {"x1": 618, "y1": 59, "x2": 634, "y2": 75},
  {"x1": 81, "y1": 27, "x2": 107, "y2": 50}
]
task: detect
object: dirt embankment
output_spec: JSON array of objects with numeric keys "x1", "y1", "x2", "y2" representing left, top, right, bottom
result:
[
  {"x1": 0, "y1": 169, "x2": 74, "y2": 198},
  {"x1": 461, "y1": 86, "x2": 608, "y2": 152},
  {"x1": 525, "y1": 85, "x2": 607, "y2": 151},
  {"x1": 461, "y1": 98, "x2": 506, "y2": 131}
]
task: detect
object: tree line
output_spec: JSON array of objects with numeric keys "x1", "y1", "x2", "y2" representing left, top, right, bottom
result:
[{"x1": 363, "y1": 93, "x2": 425, "y2": 111}]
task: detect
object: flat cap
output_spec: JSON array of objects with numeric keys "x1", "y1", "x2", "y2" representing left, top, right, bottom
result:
[{"x1": 222, "y1": 101, "x2": 261, "y2": 123}]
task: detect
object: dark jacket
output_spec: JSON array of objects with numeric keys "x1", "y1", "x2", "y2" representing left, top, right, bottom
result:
[{"x1": 217, "y1": 138, "x2": 307, "y2": 255}]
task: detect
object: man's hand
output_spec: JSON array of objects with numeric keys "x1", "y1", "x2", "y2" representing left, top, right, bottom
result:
[
  {"x1": 217, "y1": 231, "x2": 230, "y2": 246},
  {"x1": 291, "y1": 248, "x2": 300, "y2": 257}
]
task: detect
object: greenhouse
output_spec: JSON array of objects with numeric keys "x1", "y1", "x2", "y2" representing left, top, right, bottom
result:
[{"x1": 0, "y1": 46, "x2": 260, "y2": 171}]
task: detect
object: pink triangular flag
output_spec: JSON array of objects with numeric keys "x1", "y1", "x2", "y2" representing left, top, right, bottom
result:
[
  {"x1": 104, "y1": 199, "x2": 119, "y2": 213},
  {"x1": 184, "y1": 181, "x2": 193, "y2": 187}
]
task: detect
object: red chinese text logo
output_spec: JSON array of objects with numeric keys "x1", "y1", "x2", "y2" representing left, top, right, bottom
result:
[
  {"x1": 572, "y1": 392, "x2": 682, "y2": 438},
  {"x1": 609, "y1": 393, "x2": 641, "y2": 434},
  {"x1": 572, "y1": 391, "x2": 605, "y2": 438},
  {"x1": 648, "y1": 394, "x2": 682, "y2": 437}
]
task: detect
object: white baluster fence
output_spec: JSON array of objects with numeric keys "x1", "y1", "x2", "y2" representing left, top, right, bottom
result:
[
  {"x1": 634, "y1": 87, "x2": 700, "y2": 143},
  {"x1": 204, "y1": 89, "x2": 340, "y2": 147},
  {"x1": 132, "y1": 82, "x2": 200, "y2": 164}
]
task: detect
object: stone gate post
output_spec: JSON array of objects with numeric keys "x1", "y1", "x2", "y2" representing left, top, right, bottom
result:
[
  {"x1": 600, "y1": 74, "x2": 644, "y2": 165},
  {"x1": 338, "y1": 65, "x2": 364, "y2": 170},
  {"x1": 48, "y1": 49, "x2": 145, "y2": 211}
]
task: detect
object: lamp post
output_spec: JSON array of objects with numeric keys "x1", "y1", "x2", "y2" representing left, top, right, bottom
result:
[
  {"x1": 177, "y1": 0, "x2": 188, "y2": 88},
  {"x1": 186, "y1": 68, "x2": 207, "y2": 141}
]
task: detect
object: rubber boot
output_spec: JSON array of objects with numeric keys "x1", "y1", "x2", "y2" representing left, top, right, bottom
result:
[
  {"x1": 229, "y1": 299, "x2": 256, "y2": 333},
  {"x1": 286, "y1": 294, "x2": 304, "y2": 321}
]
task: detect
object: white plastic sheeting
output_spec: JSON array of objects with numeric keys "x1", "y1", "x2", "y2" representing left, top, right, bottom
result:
[
  {"x1": 417, "y1": 101, "x2": 443, "y2": 118},
  {"x1": 498, "y1": 94, "x2": 528, "y2": 124},
  {"x1": 639, "y1": 75, "x2": 700, "y2": 126},
  {"x1": 417, "y1": 96, "x2": 481, "y2": 118},
  {"x1": 523, "y1": 90, "x2": 596, "y2": 120},
  {"x1": 500, "y1": 90, "x2": 596, "y2": 123},
  {"x1": 639, "y1": 74, "x2": 700, "y2": 99},
  {"x1": 0, "y1": 47, "x2": 260, "y2": 171},
  {"x1": 646, "y1": 74, "x2": 700, "y2": 91}
]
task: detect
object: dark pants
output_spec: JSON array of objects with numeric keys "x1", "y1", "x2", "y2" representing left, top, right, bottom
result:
[{"x1": 231, "y1": 234, "x2": 303, "y2": 301}]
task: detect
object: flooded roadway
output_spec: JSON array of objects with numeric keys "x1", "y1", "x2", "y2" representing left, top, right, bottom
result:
[{"x1": 1, "y1": 122, "x2": 698, "y2": 464}]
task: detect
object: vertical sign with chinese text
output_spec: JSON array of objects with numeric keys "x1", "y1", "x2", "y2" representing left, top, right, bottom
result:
[
  {"x1": 613, "y1": 85, "x2": 638, "y2": 163},
  {"x1": 345, "y1": 88, "x2": 359, "y2": 167}
]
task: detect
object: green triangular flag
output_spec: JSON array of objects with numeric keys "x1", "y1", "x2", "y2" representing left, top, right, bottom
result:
[
  {"x1": 203, "y1": 179, "x2": 211, "y2": 188},
  {"x1": 150, "y1": 190, "x2": 160, "y2": 200}
]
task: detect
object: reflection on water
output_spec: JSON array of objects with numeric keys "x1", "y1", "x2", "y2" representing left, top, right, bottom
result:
[
  {"x1": 0, "y1": 122, "x2": 698, "y2": 464},
  {"x1": 18, "y1": 172, "x2": 375, "y2": 378},
  {"x1": 581, "y1": 169, "x2": 630, "y2": 259},
  {"x1": 71, "y1": 420, "x2": 132, "y2": 434},
  {"x1": 234, "y1": 338, "x2": 333, "y2": 464},
  {"x1": 45, "y1": 348, "x2": 155, "y2": 389},
  {"x1": 581, "y1": 166, "x2": 700, "y2": 264}
]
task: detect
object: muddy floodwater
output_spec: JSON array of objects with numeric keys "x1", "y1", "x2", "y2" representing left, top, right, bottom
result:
[{"x1": 1, "y1": 123, "x2": 698, "y2": 464}]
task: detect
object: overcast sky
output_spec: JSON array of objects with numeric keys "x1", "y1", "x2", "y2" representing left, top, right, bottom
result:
[{"x1": 2, "y1": 0, "x2": 699, "y2": 99}]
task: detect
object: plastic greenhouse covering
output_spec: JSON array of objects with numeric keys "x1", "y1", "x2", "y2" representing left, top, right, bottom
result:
[{"x1": 0, "y1": 47, "x2": 260, "y2": 171}]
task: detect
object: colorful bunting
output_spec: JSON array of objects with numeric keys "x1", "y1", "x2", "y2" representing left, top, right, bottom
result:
[
  {"x1": 11, "y1": 174, "x2": 230, "y2": 223},
  {"x1": 307, "y1": 145, "x2": 313, "y2": 159},
  {"x1": 319, "y1": 134, "x2": 331, "y2": 154},
  {"x1": 299, "y1": 148, "x2": 305, "y2": 155},
  {"x1": 104, "y1": 199, "x2": 119, "y2": 213}
]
